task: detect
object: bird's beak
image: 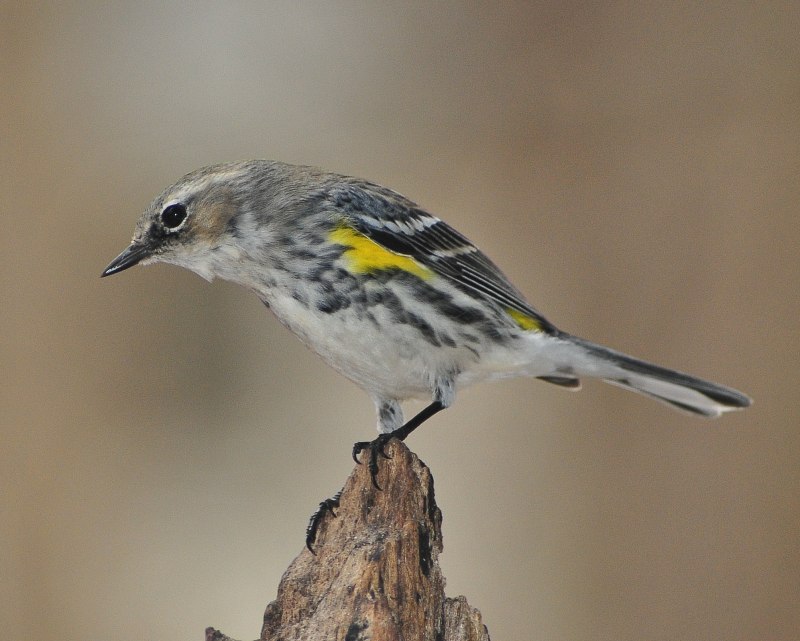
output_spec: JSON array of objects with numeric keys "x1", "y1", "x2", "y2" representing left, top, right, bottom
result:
[{"x1": 101, "y1": 242, "x2": 152, "y2": 277}]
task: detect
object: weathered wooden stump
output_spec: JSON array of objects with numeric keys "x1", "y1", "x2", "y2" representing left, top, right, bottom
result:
[{"x1": 206, "y1": 440, "x2": 490, "y2": 641}]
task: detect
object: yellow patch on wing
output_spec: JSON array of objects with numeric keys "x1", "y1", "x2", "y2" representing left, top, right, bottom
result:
[
  {"x1": 329, "y1": 225, "x2": 433, "y2": 280},
  {"x1": 507, "y1": 308, "x2": 543, "y2": 332}
]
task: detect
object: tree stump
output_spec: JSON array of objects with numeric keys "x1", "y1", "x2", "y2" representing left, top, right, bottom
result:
[{"x1": 206, "y1": 440, "x2": 490, "y2": 641}]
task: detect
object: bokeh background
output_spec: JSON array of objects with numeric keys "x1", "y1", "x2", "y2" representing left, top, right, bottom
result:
[{"x1": 3, "y1": 3, "x2": 798, "y2": 640}]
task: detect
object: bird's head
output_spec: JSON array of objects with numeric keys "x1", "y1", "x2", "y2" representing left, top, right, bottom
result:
[{"x1": 102, "y1": 160, "x2": 300, "y2": 282}]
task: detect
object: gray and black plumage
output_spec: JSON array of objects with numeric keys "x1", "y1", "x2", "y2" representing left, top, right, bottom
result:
[{"x1": 102, "y1": 160, "x2": 751, "y2": 492}]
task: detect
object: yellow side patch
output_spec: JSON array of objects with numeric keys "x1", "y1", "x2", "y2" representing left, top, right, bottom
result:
[
  {"x1": 329, "y1": 225, "x2": 433, "y2": 280},
  {"x1": 507, "y1": 308, "x2": 543, "y2": 332}
]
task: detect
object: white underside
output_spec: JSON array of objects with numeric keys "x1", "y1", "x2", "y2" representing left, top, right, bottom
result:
[{"x1": 163, "y1": 247, "x2": 743, "y2": 430}]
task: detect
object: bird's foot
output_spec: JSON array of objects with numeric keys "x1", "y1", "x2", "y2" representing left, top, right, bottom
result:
[
  {"x1": 352, "y1": 433, "x2": 395, "y2": 490},
  {"x1": 305, "y1": 489, "x2": 342, "y2": 554}
]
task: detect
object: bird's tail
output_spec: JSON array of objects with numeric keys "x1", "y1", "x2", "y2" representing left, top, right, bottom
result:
[{"x1": 547, "y1": 333, "x2": 751, "y2": 417}]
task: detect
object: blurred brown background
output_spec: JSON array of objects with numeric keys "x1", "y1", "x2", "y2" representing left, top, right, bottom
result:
[{"x1": 3, "y1": 2, "x2": 798, "y2": 640}]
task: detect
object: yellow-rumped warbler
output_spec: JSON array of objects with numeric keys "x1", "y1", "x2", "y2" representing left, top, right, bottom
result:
[{"x1": 103, "y1": 160, "x2": 750, "y2": 483}]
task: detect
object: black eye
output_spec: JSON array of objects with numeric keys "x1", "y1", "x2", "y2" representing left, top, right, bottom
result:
[{"x1": 161, "y1": 203, "x2": 187, "y2": 229}]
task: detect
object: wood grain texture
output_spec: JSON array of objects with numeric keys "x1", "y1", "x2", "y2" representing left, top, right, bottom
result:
[{"x1": 207, "y1": 440, "x2": 490, "y2": 641}]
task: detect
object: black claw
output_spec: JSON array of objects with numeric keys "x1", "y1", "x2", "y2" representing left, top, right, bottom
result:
[
  {"x1": 368, "y1": 447, "x2": 382, "y2": 490},
  {"x1": 351, "y1": 400, "x2": 447, "y2": 493},
  {"x1": 309, "y1": 397, "x2": 446, "y2": 553},
  {"x1": 353, "y1": 433, "x2": 395, "y2": 490},
  {"x1": 352, "y1": 441, "x2": 368, "y2": 464},
  {"x1": 305, "y1": 490, "x2": 342, "y2": 553}
]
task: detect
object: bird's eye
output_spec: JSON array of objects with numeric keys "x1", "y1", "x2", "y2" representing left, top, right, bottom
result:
[{"x1": 161, "y1": 203, "x2": 187, "y2": 229}]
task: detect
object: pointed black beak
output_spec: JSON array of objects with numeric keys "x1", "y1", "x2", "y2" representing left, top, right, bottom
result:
[{"x1": 101, "y1": 242, "x2": 152, "y2": 277}]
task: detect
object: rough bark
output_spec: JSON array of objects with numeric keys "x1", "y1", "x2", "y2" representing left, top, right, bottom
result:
[{"x1": 205, "y1": 440, "x2": 490, "y2": 641}]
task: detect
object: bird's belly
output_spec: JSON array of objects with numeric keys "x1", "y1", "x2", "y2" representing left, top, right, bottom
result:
[{"x1": 263, "y1": 291, "x2": 478, "y2": 400}]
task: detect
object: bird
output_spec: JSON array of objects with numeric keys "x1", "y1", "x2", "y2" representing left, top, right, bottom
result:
[{"x1": 102, "y1": 160, "x2": 751, "y2": 488}]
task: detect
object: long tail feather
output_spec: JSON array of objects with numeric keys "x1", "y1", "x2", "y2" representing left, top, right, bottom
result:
[{"x1": 562, "y1": 334, "x2": 751, "y2": 418}]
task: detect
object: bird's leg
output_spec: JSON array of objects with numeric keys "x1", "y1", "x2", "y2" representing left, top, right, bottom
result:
[
  {"x1": 305, "y1": 488, "x2": 343, "y2": 553},
  {"x1": 352, "y1": 400, "x2": 445, "y2": 490}
]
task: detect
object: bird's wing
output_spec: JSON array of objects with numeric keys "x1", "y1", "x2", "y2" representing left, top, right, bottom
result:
[{"x1": 330, "y1": 182, "x2": 555, "y2": 334}]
